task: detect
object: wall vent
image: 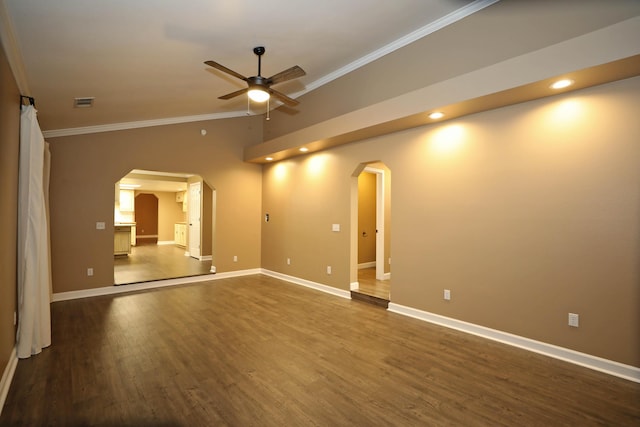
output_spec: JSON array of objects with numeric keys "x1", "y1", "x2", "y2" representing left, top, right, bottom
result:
[{"x1": 73, "y1": 97, "x2": 95, "y2": 108}]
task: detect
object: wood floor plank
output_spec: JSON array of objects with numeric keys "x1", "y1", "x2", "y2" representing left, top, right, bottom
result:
[{"x1": 1, "y1": 274, "x2": 639, "y2": 426}]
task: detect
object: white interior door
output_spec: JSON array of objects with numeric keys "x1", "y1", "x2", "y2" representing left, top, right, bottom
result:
[{"x1": 188, "y1": 181, "x2": 201, "y2": 259}]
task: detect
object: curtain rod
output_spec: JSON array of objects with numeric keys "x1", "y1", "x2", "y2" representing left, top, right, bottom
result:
[{"x1": 20, "y1": 95, "x2": 35, "y2": 108}]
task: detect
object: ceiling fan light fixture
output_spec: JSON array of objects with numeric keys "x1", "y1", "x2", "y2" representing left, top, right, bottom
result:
[{"x1": 248, "y1": 88, "x2": 270, "y2": 103}]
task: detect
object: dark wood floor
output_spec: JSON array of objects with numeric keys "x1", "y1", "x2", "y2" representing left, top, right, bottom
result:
[
  {"x1": 114, "y1": 243, "x2": 212, "y2": 285},
  {"x1": 2, "y1": 275, "x2": 639, "y2": 426}
]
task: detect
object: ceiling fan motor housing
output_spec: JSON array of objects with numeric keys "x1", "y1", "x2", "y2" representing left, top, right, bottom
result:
[{"x1": 248, "y1": 75, "x2": 270, "y2": 89}]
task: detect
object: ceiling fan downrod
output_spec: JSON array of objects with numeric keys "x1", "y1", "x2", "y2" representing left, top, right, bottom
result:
[{"x1": 254, "y1": 46, "x2": 265, "y2": 76}]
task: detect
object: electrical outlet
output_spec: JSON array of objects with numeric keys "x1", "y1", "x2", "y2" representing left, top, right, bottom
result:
[
  {"x1": 96, "y1": 221, "x2": 105, "y2": 230},
  {"x1": 233, "y1": 255, "x2": 238, "y2": 262},
  {"x1": 327, "y1": 266, "x2": 332, "y2": 275},
  {"x1": 444, "y1": 289, "x2": 451, "y2": 301},
  {"x1": 568, "y1": 313, "x2": 579, "y2": 327},
  {"x1": 87, "y1": 268, "x2": 94, "y2": 276}
]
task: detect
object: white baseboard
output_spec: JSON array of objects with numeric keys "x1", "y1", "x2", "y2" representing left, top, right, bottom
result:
[
  {"x1": 261, "y1": 269, "x2": 351, "y2": 299},
  {"x1": 199, "y1": 255, "x2": 212, "y2": 261},
  {"x1": 358, "y1": 262, "x2": 376, "y2": 269},
  {"x1": 52, "y1": 269, "x2": 258, "y2": 302},
  {"x1": 350, "y1": 281, "x2": 359, "y2": 291},
  {"x1": 388, "y1": 303, "x2": 640, "y2": 383},
  {"x1": 382, "y1": 272, "x2": 391, "y2": 280},
  {"x1": 157, "y1": 240, "x2": 174, "y2": 245},
  {"x1": 215, "y1": 268, "x2": 261, "y2": 279},
  {"x1": 0, "y1": 347, "x2": 17, "y2": 417}
]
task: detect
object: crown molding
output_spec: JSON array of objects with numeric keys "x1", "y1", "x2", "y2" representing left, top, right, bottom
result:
[
  {"x1": 0, "y1": 0, "x2": 31, "y2": 95},
  {"x1": 42, "y1": 110, "x2": 247, "y2": 138},
  {"x1": 291, "y1": 0, "x2": 500, "y2": 97}
]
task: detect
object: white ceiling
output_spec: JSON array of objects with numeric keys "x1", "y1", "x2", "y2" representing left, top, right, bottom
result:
[{"x1": 2, "y1": 0, "x2": 486, "y2": 132}]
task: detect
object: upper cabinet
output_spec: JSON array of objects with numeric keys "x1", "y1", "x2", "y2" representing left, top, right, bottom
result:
[
  {"x1": 119, "y1": 189, "x2": 135, "y2": 212},
  {"x1": 176, "y1": 190, "x2": 187, "y2": 212}
]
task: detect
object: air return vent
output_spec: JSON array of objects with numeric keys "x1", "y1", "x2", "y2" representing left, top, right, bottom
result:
[{"x1": 73, "y1": 97, "x2": 95, "y2": 108}]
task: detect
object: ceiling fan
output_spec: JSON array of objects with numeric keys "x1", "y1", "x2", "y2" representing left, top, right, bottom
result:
[{"x1": 205, "y1": 46, "x2": 306, "y2": 106}]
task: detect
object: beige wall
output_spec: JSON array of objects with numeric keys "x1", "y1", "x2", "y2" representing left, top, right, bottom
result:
[
  {"x1": 262, "y1": 77, "x2": 640, "y2": 367},
  {"x1": 0, "y1": 39, "x2": 19, "y2": 380},
  {"x1": 357, "y1": 172, "x2": 376, "y2": 264},
  {"x1": 135, "y1": 190, "x2": 186, "y2": 242},
  {"x1": 48, "y1": 117, "x2": 263, "y2": 293}
]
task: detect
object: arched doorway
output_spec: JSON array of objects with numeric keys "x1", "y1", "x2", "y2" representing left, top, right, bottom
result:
[
  {"x1": 113, "y1": 169, "x2": 215, "y2": 285},
  {"x1": 350, "y1": 162, "x2": 391, "y2": 302},
  {"x1": 135, "y1": 193, "x2": 159, "y2": 245}
]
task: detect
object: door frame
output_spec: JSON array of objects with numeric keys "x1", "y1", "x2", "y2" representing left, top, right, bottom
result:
[
  {"x1": 364, "y1": 166, "x2": 385, "y2": 281},
  {"x1": 188, "y1": 181, "x2": 202, "y2": 259}
]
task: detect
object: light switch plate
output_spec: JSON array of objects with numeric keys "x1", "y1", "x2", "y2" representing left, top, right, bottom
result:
[
  {"x1": 96, "y1": 221, "x2": 106, "y2": 230},
  {"x1": 332, "y1": 224, "x2": 340, "y2": 232},
  {"x1": 568, "y1": 313, "x2": 579, "y2": 327}
]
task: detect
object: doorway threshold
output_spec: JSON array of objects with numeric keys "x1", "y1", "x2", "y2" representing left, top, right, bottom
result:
[{"x1": 350, "y1": 290, "x2": 389, "y2": 308}]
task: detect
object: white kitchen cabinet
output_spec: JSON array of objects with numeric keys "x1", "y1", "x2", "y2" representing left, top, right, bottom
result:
[
  {"x1": 130, "y1": 224, "x2": 136, "y2": 246},
  {"x1": 174, "y1": 223, "x2": 187, "y2": 247},
  {"x1": 114, "y1": 225, "x2": 132, "y2": 256},
  {"x1": 119, "y1": 189, "x2": 135, "y2": 212},
  {"x1": 176, "y1": 190, "x2": 188, "y2": 212}
]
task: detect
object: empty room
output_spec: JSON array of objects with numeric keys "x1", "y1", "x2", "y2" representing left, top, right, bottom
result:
[{"x1": 1, "y1": 1, "x2": 639, "y2": 425}]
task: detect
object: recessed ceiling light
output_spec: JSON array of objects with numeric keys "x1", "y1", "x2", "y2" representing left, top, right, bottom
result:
[
  {"x1": 550, "y1": 79, "x2": 574, "y2": 90},
  {"x1": 429, "y1": 112, "x2": 445, "y2": 120},
  {"x1": 265, "y1": 157, "x2": 273, "y2": 161},
  {"x1": 299, "y1": 147, "x2": 309, "y2": 152}
]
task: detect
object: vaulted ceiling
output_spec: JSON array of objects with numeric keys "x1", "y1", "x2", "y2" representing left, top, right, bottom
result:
[
  {"x1": 1, "y1": 0, "x2": 484, "y2": 132},
  {"x1": 2, "y1": 0, "x2": 639, "y2": 155}
]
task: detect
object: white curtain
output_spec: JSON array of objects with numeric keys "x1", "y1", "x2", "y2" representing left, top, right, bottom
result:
[{"x1": 16, "y1": 104, "x2": 52, "y2": 359}]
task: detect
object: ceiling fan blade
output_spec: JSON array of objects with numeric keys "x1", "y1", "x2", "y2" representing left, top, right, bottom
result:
[
  {"x1": 267, "y1": 65, "x2": 306, "y2": 85},
  {"x1": 269, "y1": 88, "x2": 299, "y2": 106},
  {"x1": 218, "y1": 88, "x2": 248, "y2": 100},
  {"x1": 204, "y1": 60, "x2": 248, "y2": 82}
]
